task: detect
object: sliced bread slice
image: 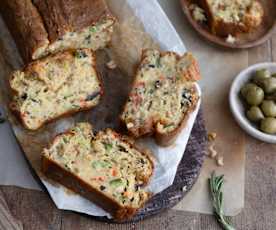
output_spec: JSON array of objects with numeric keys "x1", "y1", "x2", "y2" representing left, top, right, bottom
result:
[
  {"x1": 199, "y1": 0, "x2": 264, "y2": 36},
  {"x1": 42, "y1": 123, "x2": 154, "y2": 221},
  {"x1": 10, "y1": 49, "x2": 102, "y2": 130},
  {"x1": 121, "y1": 49, "x2": 200, "y2": 146}
]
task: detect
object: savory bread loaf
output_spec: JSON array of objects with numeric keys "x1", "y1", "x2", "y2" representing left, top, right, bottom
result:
[
  {"x1": 42, "y1": 123, "x2": 154, "y2": 221},
  {"x1": 199, "y1": 0, "x2": 264, "y2": 36},
  {"x1": 10, "y1": 49, "x2": 102, "y2": 130},
  {"x1": 0, "y1": 0, "x2": 115, "y2": 62},
  {"x1": 121, "y1": 49, "x2": 200, "y2": 146}
]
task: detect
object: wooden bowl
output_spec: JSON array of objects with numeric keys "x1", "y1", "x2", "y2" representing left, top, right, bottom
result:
[{"x1": 180, "y1": 0, "x2": 276, "y2": 49}]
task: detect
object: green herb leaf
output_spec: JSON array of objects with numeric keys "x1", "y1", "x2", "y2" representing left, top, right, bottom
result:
[
  {"x1": 104, "y1": 143, "x2": 113, "y2": 151},
  {"x1": 164, "y1": 123, "x2": 174, "y2": 129},
  {"x1": 92, "y1": 160, "x2": 112, "y2": 169},
  {"x1": 155, "y1": 57, "x2": 161, "y2": 68},
  {"x1": 89, "y1": 26, "x2": 97, "y2": 33},
  {"x1": 209, "y1": 171, "x2": 236, "y2": 230},
  {"x1": 109, "y1": 178, "x2": 123, "y2": 188}
]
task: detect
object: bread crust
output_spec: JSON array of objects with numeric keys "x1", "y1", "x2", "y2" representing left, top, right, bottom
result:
[
  {"x1": 0, "y1": 0, "x2": 49, "y2": 62},
  {"x1": 9, "y1": 49, "x2": 104, "y2": 131},
  {"x1": 32, "y1": 0, "x2": 115, "y2": 43},
  {"x1": 120, "y1": 49, "x2": 200, "y2": 146},
  {"x1": 42, "y1": 127, "x2": 154, "y2": 221},
  {"x1": 0, "y1": 0, "x2": 115, "y2": 62},
  {"x1": 199, "y1": 0, "x2": 264, "y2": 36}
]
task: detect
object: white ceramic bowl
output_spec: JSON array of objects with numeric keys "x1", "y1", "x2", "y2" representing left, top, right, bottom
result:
[{"x1": 229, "y1": 62, "x2": 276, "y2": 143}]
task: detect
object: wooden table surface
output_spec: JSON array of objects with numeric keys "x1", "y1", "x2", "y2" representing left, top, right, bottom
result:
[{"x1": 0, "y1": 0, "x2": 275, "y2": 229}]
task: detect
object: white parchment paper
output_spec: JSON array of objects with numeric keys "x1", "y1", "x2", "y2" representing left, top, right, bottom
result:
[{"x1": 0, "y1": 0, "x2": 201, "y2": 218}]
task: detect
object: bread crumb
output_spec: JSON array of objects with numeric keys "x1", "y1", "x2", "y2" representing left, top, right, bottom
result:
[
  {"x1": 182, "y1": 186, "x2": 187, "y2": 192},
  {"x1": 209, "y1": 144, "x2": 217, "y2": 158},
  {"x1": 106, "y1": 60, "x2": 117, "y2": 69},
  {"x1": 127, "y1": 122, "x2": 134, "y2": 129},
  {"x1": 189, "y1": 4, "x2": 206, "y2": 22},
  {"x1": 216, "y1": 155, "x2": 224, "y2": 167},
  {"x1": 208, "y1": 132, "x2": 217, "y2": 141},
  {"x1": 226, "y1": 35, "x2": 236, "y2": 44},
  {"x1": 204, "y1": 150, "x2": 210, "y2": 156}
]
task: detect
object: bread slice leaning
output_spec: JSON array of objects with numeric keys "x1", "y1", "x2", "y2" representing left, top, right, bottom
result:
[
  {"x1": 199, "y1": 0, "x2": 264, "y2": 36},
  {"x1": 42, "y1": 123, "x2": 154, "y2": 221},
  {"x1": 121, "y1": 49, "x2": 200, "y2": 146},
  {"x1": 9, "y1": 49, "x2": 102, "y2": 131}
]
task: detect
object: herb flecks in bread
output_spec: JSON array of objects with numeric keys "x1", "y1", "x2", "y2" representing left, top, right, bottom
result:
[
  {"x1": 33, "y1": 17, "x2": 115, "y2": 60},
  {"x1": 0, "y1": 0, "x2": 116, "y2": 62},
  {"x1": 42, "y1": 123, "x2": 153, "y2": 220},
  {"x1": 121, "y1": 49, "x2": 200, "y2": 146},
  {"x1": 200, "y1": 0, "x2": 264, "y2": 36},
  {"x1": 10, "y1": 49, "x2": 102, "y2": 130}
]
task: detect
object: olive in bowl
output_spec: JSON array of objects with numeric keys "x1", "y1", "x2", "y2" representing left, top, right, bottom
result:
[
  {"x1": 240, "y1": 68, "x2": 276, "y2": 135},
  {"x1": 230, "y1": 63, "x2": 276, "y2": 143},
  {"x1": 241, "y1": 83, "x2": 264, "y2": 106}
]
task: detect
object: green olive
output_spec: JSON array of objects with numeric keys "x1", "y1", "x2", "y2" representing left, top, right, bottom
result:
[
  {"x1": 241, "y1": 83, "x2": 258, "y2": 98},
  {"x1": 259, "y1": 78, "x2": 276, "y2": 94},
  {"x1": 245, "y1": 86, "x2": 264, "y2": 106},
  {"x1": 253, "y1": 69, "x2": 271, "y2": 84},
  {"x1": 260, "y1": 117, "x2": 276, "y2": 134},
  {"x1": 261, "y1": 100, "x2": 276, "y2": 117},
  {"x1": 246, "y1": 106, "x2": 264, "y2": 122}
]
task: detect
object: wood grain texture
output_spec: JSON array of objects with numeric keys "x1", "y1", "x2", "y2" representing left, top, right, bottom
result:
[
  {"x1": 0, "y1": 0, "x2": 275, "y2": 229},
  {"x1": 0, "y1": 189, "x2": 22, "y2": 230}
]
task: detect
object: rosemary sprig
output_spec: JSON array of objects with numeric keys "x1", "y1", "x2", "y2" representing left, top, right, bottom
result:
[{"x1": 209, "y1": 171, "x2": 236, "y2": 230}]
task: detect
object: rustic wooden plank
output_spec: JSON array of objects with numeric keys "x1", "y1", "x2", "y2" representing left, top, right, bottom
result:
[
  {"x1": 0, "y1": 186, "x2": 62, "y2": 230},
  {"x1": 248, "y1": 40, "x2": 271, "y2": 64},
  {"x1": 271, "y1": 28, "x2": 276, "y2": 62},
  {"x1": 61, "y1": 209, "x2": 203, "y2": 230},
  {"x1": 0, "y1": 189, "x2": 23, "y2": 230}
]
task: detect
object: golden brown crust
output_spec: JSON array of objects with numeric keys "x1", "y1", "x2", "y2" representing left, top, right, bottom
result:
[
  {"x1": 42, "y1": 126, "x2": 154, "y2": 221},
  {"x1": 32, "y1": 0, "x2": 116, "y2": 43},
  {"x1": 42, "y1": 157, "x2": 139, "y2": 221},
  {"x1": 0, "y1": 0, "x2": 49, "y2": 62},
  {"x1": 120, "y1": 49, "x2": 201, "y2": 146},
  {"x1": 9, "y1": 49, "x2": 104, "y2": 131}
]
